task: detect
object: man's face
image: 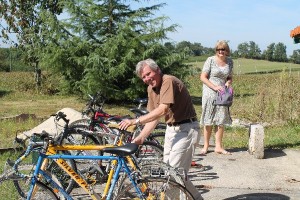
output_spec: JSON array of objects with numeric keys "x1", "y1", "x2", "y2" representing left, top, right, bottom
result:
[{"x1": 140, "y1": 65, "x2": 161, "y2": 88}]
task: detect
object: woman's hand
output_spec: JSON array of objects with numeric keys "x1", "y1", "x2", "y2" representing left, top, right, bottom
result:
[
  {"x1": 225, "y1": 81, "x2": 232, "y2": 88},
  {"x1": 213, "y1": 85, "x2": 224, "y2": 92}
]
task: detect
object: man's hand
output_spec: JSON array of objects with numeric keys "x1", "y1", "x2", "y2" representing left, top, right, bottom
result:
[
  {"x1": 132, "y1": 135, "x2": 145, "y2": 145},
  {"x1": 118, "y1": 118, "x2": 134, "y2": 130}
]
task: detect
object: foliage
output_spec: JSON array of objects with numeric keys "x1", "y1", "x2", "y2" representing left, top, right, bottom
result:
[
  {"x1": 0, "y1": 0, "x2": 190, "y2": 101},
  {"x1": 2, "y1": 67, "x2": 300, "y2": 150},
  {"x1": 233, "y1": 70, "x2": 300, "y2": 124},
  {"x1": 233, "y1": 41, "x2": 264, "y2": 60},
  {"x1": 164, "y1": 41, "x2": 214, "y2": 56},
  {"x1": 290, "y1": 49, "x2": 300, "y2": 64},
  {"x1": 273, "y1": 42, "x2": 288, "y2": 62},
  {"x1": 0, "y1": 47, "x2": 30, "y2": 71}
]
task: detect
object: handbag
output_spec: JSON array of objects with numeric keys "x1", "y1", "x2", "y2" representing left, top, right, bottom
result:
[{"x1": 214, "y1": 86, "x2": 233, "y2": 107}]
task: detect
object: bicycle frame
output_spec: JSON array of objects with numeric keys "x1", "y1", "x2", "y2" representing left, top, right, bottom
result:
[{"x1": 27, "y1": 142, "x2": 144, "y2": 200}]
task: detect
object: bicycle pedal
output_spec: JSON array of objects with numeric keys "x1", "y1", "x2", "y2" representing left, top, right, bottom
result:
[
  {"x1": 149, "y1": 167, "x2": 165, "y2": 177},
  {"x1": 7, "y1": 174, "x2": 24, "y2": 181}
]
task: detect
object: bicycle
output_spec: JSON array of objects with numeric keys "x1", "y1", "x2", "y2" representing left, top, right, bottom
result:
[
  {"x1": 53, "y1": 111, "x2": 164, "y2": 184},
  {"x1": 69, "y1": 92, "x2": 165, "y2": 147},
  {"x1": 1, "y1": 130, "x2": 194, "y2": 199},
  {"x1": 14, "y1": 111, "x2": 163, "y2": 193},
  {"x1": 0, "y1": 111, "x2": 102, "y2": 199},
  {"x1": 57, "y1": 94, "x2": 165, "y2": 177}
]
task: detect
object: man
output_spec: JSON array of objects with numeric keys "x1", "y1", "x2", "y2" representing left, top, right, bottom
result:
[{"x1": 119, "y1": 58, "x2": 202, "y2": 200}]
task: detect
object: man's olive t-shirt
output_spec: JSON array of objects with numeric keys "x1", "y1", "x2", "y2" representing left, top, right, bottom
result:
[{"x1": 147, "y1": 74, "x2": 197, "y2": 124}]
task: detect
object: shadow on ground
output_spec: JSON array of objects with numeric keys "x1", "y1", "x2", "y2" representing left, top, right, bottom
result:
[{"x1": 224, "y1": 193, "x2": 290, "y2": 200}]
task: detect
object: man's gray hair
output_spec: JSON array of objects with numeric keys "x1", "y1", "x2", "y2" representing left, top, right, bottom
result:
[{"x1": 135, "y1": 58, "x2": 160, "y2": 77}]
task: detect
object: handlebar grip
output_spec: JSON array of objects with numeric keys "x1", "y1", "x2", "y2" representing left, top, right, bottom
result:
[
  {"x1": 14, "y1": 137, "x2": 24, "y2": 144},
  {"x1": 40, "y1": 130, "x2": 50, "y2": 140}
]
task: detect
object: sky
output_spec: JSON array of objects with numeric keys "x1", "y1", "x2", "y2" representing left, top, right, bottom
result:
[
  {"x1": 151, "y1": 0, "x2": 300, "y2": 56},
  {"x1": 1, "y1": 0, "x2": 300, "y2": 56}
]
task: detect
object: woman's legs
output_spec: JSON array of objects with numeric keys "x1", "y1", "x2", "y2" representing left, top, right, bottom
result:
[
  {"x1": 214, "y1": 125, "x2": 231, "y2": 154},
  {"x1": 200, "y1": 125, "x2": 212, "y2": 154},
  {"x1": 214, "y1": 125, "x2": 224, "y2": 152}
]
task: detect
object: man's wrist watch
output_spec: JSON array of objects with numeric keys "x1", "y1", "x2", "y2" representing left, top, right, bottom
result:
[{"x1": 135, "y1": 118, "x2": 140, "y2": 125}]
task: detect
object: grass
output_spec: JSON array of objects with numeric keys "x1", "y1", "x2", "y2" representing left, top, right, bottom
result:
[
  {"x1": 1, "y1": 59, "x2": 300, "y2": 151},
  {"x1": 187, "y1": 57, "x2": 300, "y2": 75}
]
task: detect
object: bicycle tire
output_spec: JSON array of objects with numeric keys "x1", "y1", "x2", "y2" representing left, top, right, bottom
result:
[
  {"x1": 0, "y1": 165, "x2": 59, "y2": 200},
  {"x1": 148, "y1": 131, "x2": 165, "y2": 147},
  {"x1": 27, "y1": 180, "x2": 59, "y2": 200},
  {"x1": 11, "y1": 153, "x2": 77, "y2": 198},
  {"x1": 58, "y1": 126, "x2": 102, "y2": 157},
  {"x1": 135, "y1": 141, "x2": 164, "y2": 170},
  {"x1": 113, "y1": 141, "x2": 164, "y2": 194},
  {"x1": 115, "y1": 177, "x2": 194, "y2": 200},
  {"x1": 58, "y1": 126, "x2": 109, "y2": 183},
  {"x1": 70, "y1": 119, "x2": 117, "y2": 145}
]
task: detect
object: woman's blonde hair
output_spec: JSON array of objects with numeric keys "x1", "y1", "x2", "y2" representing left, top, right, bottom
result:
[{"x1": 215, "y1": 40, "x2": 230, "y2": 56}]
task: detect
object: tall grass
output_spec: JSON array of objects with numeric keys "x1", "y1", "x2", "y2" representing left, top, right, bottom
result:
[{"x1": 1, "y1": 59, "x2": 300, "y2": 149}]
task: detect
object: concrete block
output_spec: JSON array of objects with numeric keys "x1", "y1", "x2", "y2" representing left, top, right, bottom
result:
[{"x1": 248, "y1": 124, "x2": 264, "y2": 159}]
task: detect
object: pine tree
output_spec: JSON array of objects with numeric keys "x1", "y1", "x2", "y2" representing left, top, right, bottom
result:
[{"x1": 0, "y1": 0, "x2": 189, "y2": 101}]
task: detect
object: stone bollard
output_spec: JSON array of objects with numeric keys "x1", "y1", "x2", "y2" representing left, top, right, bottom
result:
[{"x1": 248, "y1": 124, "x2": 264, "y2": 159}]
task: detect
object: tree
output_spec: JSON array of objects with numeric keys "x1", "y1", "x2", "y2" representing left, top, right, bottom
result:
[
  {"x1": 0, "y1": 1, "x2": 189, "y2": 101},
  {"x1": 236, "y1": 42, "x2": 249, "y2": 58},
  {"x1": 290, "y1": 49, "x2": 300, "y2": 64},
  {"x1": 273, "y1": 42, "x2": 287, "y2": 62},
  {"x1": 0, "y1": 48, "x2": 10, "y2": 71},
  {"x1": 248, "y1": 41, "x2": 261, "y2": 59},
  {"x1": 175, "y1": 40, "x2": 193, "y2": 55},
  {"x1": 190, "y1": 42, "x2": 204, "y2": 56},
  {"x1": 262, "y1": 43, "x2": 275, "y2": 61},
  {"x1": 164, "y1": 42, "x2": 176, "y2": 52}
]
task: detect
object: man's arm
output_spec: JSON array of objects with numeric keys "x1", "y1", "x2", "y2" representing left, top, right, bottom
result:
[{"x1": 118, "y1": 103, "x2": 169, "y2": 143}]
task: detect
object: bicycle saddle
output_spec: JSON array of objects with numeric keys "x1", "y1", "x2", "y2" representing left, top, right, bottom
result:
[{"x1": 102, "y1": 143, "x2": 138, "y2": 156}]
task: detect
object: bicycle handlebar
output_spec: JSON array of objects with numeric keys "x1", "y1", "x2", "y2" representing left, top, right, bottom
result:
[
  {"x1": 51, "y1": 112, "x2": 69, "y2": 125},
  {"x1": 12, "y1": 133, "x2": 46, "y2": 178}
]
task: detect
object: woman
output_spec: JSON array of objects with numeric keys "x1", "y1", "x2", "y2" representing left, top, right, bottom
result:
[{"x1": 200, "y1": 40, "x2": 233, "y2": 155}]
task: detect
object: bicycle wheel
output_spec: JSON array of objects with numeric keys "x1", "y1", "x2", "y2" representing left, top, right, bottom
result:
[
  {"x1": 148, "y1": 131, "x2": 165, "y2": 147},
  {"x1": 134, "y1": 141, "x2": 164, "y2": 171},
  {"x1": 58, "y1": 126, "x2": 109, "y2": 183},
  {"x1": 12, "y1": 155, "x2": 76, "y2": 198},
  {"x1": 70, "y1": 119, "x2": 117, "y2": 145},
  {"x1": 115, "y1": 177, "x2": 194, "y2": 200},
  {"x1": 27, "y1": 181, "x2": 59, "y2": 200},
  {"x1": 58, "y1": 126, "x2": 102, "y2": 157},
  {"x1": 0, "y1": 164, "x2": 59, "y2": 200},
  {"x1": 0, "y1": 164, "x2": 32, "y2": 199},
  {"x1": 5, "y1": 140, "x2": 76, "y2": 197}
]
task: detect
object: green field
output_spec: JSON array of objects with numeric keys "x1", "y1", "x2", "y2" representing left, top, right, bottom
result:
[
  {"x1": 187, "y1": 58, "x2": 300, "y2": 75},
  {"x1": 1, "y1": 58, "x2": 300, "y2": 151}
]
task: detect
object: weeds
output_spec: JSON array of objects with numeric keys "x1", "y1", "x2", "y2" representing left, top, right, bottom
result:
[{"x1": 1, "y1": 64, "x2": 300, "y2": 149}]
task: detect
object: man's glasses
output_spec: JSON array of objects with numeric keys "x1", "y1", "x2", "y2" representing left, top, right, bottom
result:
[{"x1": 216, "y1": 48, "x2": 226, "y2": 51}]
